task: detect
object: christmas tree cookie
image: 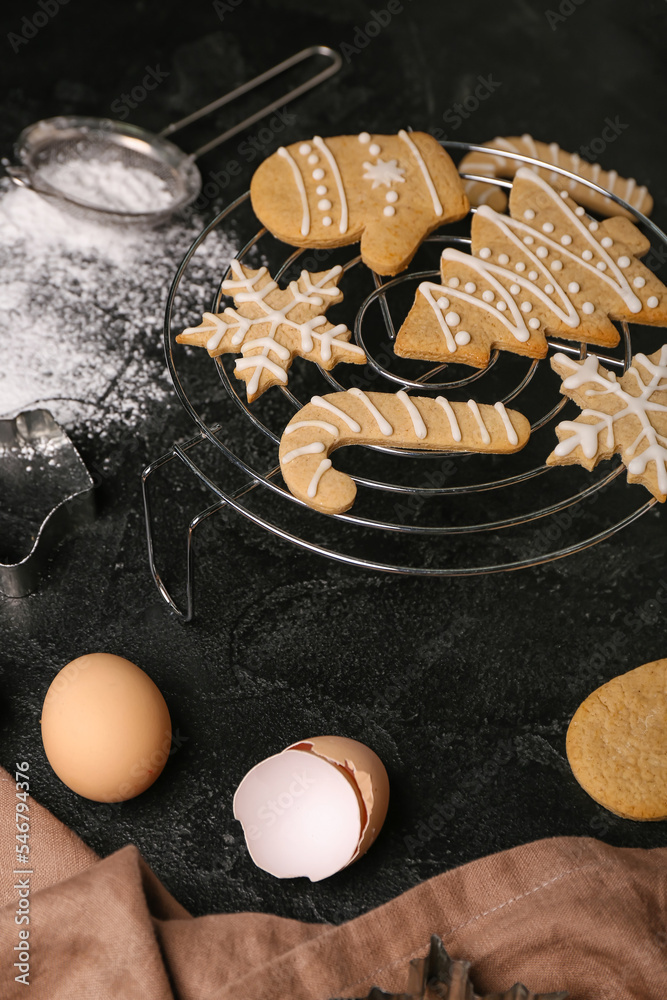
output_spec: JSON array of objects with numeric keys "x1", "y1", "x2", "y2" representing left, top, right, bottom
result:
[
  {"x1": 176, "y1": 261, "x2": 366, "y2": 403},
  {"x1": 547, "y1": 346, "x2": 667, "y2": 502},
  {"x1": 395, "y1": 168, "x2": 667, "y2": 369},
  {"x1": 250, "y1": 131, "x2": 468, "y2": 276}
]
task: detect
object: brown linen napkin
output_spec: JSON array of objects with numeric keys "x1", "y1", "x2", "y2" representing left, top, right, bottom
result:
[{"x1": 1, "y1": 765, "x2": 666, "y2": 1000}]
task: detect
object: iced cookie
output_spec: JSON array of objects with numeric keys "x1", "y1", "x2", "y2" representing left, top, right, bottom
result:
[
  {"x1": 567, "y1": 658, "x2": 667, "y2": 820},
  {"x1": 176, "y1": 261, "x2": 366, "y2": 403},
  {"x1": 279, "y1": 390, "x2": 530, "y2": 514},
  {"x1": 395, "y1": 168, "x2": 667, "y2": 369},
  {"x1": 250, "y1": 131, "x2": 469, "y2": 276},
  {"x1": 459, "y1": 134, "x2": 653, "y2": 220},
  {"x1": 546, "y1": 346, "x2": 667, "y2": 502}
]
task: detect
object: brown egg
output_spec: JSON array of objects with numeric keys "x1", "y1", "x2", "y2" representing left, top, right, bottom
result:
[{"x1": 41, "y1": 653, "x2": 172, "y2": 802}]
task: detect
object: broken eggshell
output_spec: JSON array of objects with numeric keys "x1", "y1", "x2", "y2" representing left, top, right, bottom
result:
[{"x1": 233, "y1": 735, "x2": 389, "y2": 882}]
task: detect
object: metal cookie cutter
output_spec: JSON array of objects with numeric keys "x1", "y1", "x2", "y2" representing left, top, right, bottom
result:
[{"x1": 0, "y1": 409, "x2": 95, "y2": 597}]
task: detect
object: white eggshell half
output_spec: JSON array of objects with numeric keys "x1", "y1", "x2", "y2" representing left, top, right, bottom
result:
[{"x1": 233, "y1": 749, "x2": 363, "y2": 881}]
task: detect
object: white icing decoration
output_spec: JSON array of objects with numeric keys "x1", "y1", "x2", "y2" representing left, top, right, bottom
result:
[
  {"x1": 455, "y1": 331, "x2": 471, "y2": 345},
  {"x1": 348, "y1": 388, "x2": 393, "y2": 435},
  {"x1": 313, "y1": 135, "x2": 348, "y2": 234},
  {"x1": 282, "y1": 442, "x2": 326, "y2": 464},
  {"x1": 318, "y1": 198, "x2": 332, "y2": 211},
  {"x1": 494, "y1": 401, "x2": 518, "y2": 445},
  {"x1": 498, "y1": 254, "x2": 509, "y2": 265},
  {"x1": 285, "y1": 420, "x2": 340, "y2": 437},
  {"x1": 437, "y1": 297, "x2": 449, "y2": 309},
  {"x1": 312, "y1": 168, "x2": 325, "y2": 181},
  {"x1": 467, "y1": 400, "x2": 491, "y2": 444},
  {"x1": 568, "y1": 282, "x2": 580, "y2": 293},
  {"x1": 551, "y1": 260, "x2": 563, "y2": 271},
  {"x1": 396, "y1": 390, "x2": 427, "y2": 439},
  {"x1": 278, "y1": 146, "x2": 309, "y2": 237},
  {"x1": 528, "y1": 317, "x2": 540, "y2": 329},
  {"x1": 219, "y1": 262, "x2": 363, "y2": 396},
  {"x1": 307, "y1": 458, "x2": 332, "y2": 498},
  {"x1": 479, "y1": 248, "x2": 492, "y2": 259},
  {"x1": 464, "y1": 282, "x2": 477, "y2": 294},
  {"x1": 482, "y1": 290, "x2": 494, "y2": 302},
  {"x1": 633, "y1": 277, "x2": 646, "y2": 289},
  {"x1": 582, "y1": 250, "x2": 593, "y2": 261},
  {"x1": 445, "y1": 312, "x2": 460, "y2": 325},
  {"x1": 515, "y1": 262, "x2": 526, "y2": 272},
  {"x1": 542, "y1": 223, "x2": 554, "y2": 233},
  {"x1": 524, "y1": 209, "x2": 535, "y2": 220},
  {"x1": 521, "y1": 301, "x2": 532, "y2": 313},
  {"x1": 575, "y1": 206, "x2": 585, "y2": 216},
  {"x1": 322, "y1": 216, "x2": 332, "y2": 226},
  {"x1": 553, "y1": 349, "x2": 667, "y2": 496},
  {"x1": 497, "y1": 301, "x2": 507, "y2": 311},
  {"x1": 311, "y1": 395, "x2": 361, "y2": 432},
  {"x1": 589, "y1": 221, "x2": 599, "y2": 231},
  {"x1": 601, "y1": 237, "x2": 613, "y2": 248},
  {"x1": 545, "y1": 283, "x2": 555, "y2": 294},
  {"x1": 369, "y1": 143, "x2": 381, "y2": 156},
  {"x1": 528, "y1": 271, "x2": 538, "y2": 281},
  {"x1": 617, "y1": 256, "x2": 630, "y2": 268},
  {"x1": 435, "y1": 396, "x2": 461, "y2": 441},
  {"x1": 363, "y1": 158, "x2": 406, "y2": 189},
  {"x1": 386, "y1": 190, "x2": 398, "y2": 203},
  {"x1": 358, "y1": 132, "x2": 371, "y2": 144},
  {"x1": 582, "y1": 301, "x2": 595, "y2": 314},
  {"x1": 398, "y1": 128, "x2": 443, "y2": 215},
  {"x1": 560, "y1": 234, "x2": 572, "y2": 246},
  {"x1": 316, "y1": 185, "x2": 327, "y2": 196},
  {"x1": 299, "y1": 143, "x2": 311, "y2": 156},
  {"x1": 648, "y1": 296, "x2": 659, "y2": 308},
  {"x1": 523, "y1": 236, "x2": 534, "y2": 245},
  {"x1": 536, "y1": 246, "x2": 548, "y2": 259},
  {"x1": 510, "y1": 283, "x2": 521, "y2": 295},
  {"x1": 448, "y1": 278, "x2": 460, "y2": 288},
  {"x1": 308, "y1": 154, "x2": 319, "y2": 166},
  {"x1": 240, "y1": 337, "x2": 290, "y2": 360},
  {"x1": 596, "y1": 261, "x2": 607, "y2": 271},
  {"x1": 560, "y1": 190, "x2": 569, "y2": 199},
  {"x1": 383, "y1": 206, "x2": 395, "y2": 217}
]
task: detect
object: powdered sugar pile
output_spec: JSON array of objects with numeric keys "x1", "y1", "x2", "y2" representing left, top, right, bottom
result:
[
  {"x1": 0, "y1": 178, "x2": 235, "y2": 449},
  {"x1": 39, "y1": 158, "x2": 175, "y2": 213}
]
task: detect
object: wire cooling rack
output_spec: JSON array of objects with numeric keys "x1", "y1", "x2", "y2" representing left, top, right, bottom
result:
[{"x1": 143, "y1": 142, "x2": 665, "y2": 620}]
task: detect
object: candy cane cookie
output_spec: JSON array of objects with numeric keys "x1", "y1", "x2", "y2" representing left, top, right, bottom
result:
[
  {"x1": 459, "y1": 134, "x2": 653, "y2": 220},
  {"x1": 279, "y1": 390, "x2": 530, "y2": 514}
]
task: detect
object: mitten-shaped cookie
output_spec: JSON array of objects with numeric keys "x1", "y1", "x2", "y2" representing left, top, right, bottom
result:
[{"x1": 251, "y1": 131, "x2": 469, "y2": 276}]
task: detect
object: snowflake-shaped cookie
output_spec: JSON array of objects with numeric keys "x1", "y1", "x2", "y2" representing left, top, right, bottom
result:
[
  {"x1": 362, "y1": 157, "x2": 406, "y2": 188},
  {"x1": 547, "y1": 345, "x2": 667, "y2": 501},
  {"x1": 176, "y1": 261, "x2": 366, "y2": 403}
]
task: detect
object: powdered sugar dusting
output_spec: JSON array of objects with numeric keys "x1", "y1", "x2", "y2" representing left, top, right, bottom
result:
[
  {"x1": 39, "y1": 158, "x2": 175, "y2": 213},
  {"x1": 0, "y1": 179, "x2": 235, "y2": 441}
]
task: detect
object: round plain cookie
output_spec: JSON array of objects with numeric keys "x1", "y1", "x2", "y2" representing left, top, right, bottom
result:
[{"x1": 566, "y1": 658, "x2": 667, "y2": 820}]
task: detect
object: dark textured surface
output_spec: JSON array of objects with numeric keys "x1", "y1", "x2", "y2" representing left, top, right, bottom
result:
[{"x1": 1, "y1": 0, "x2": 666, "y2": 924}]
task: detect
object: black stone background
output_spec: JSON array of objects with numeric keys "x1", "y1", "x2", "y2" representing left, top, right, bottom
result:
[{"x1": 0, "y1": 0, "x2": 666, "y2": 925}]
